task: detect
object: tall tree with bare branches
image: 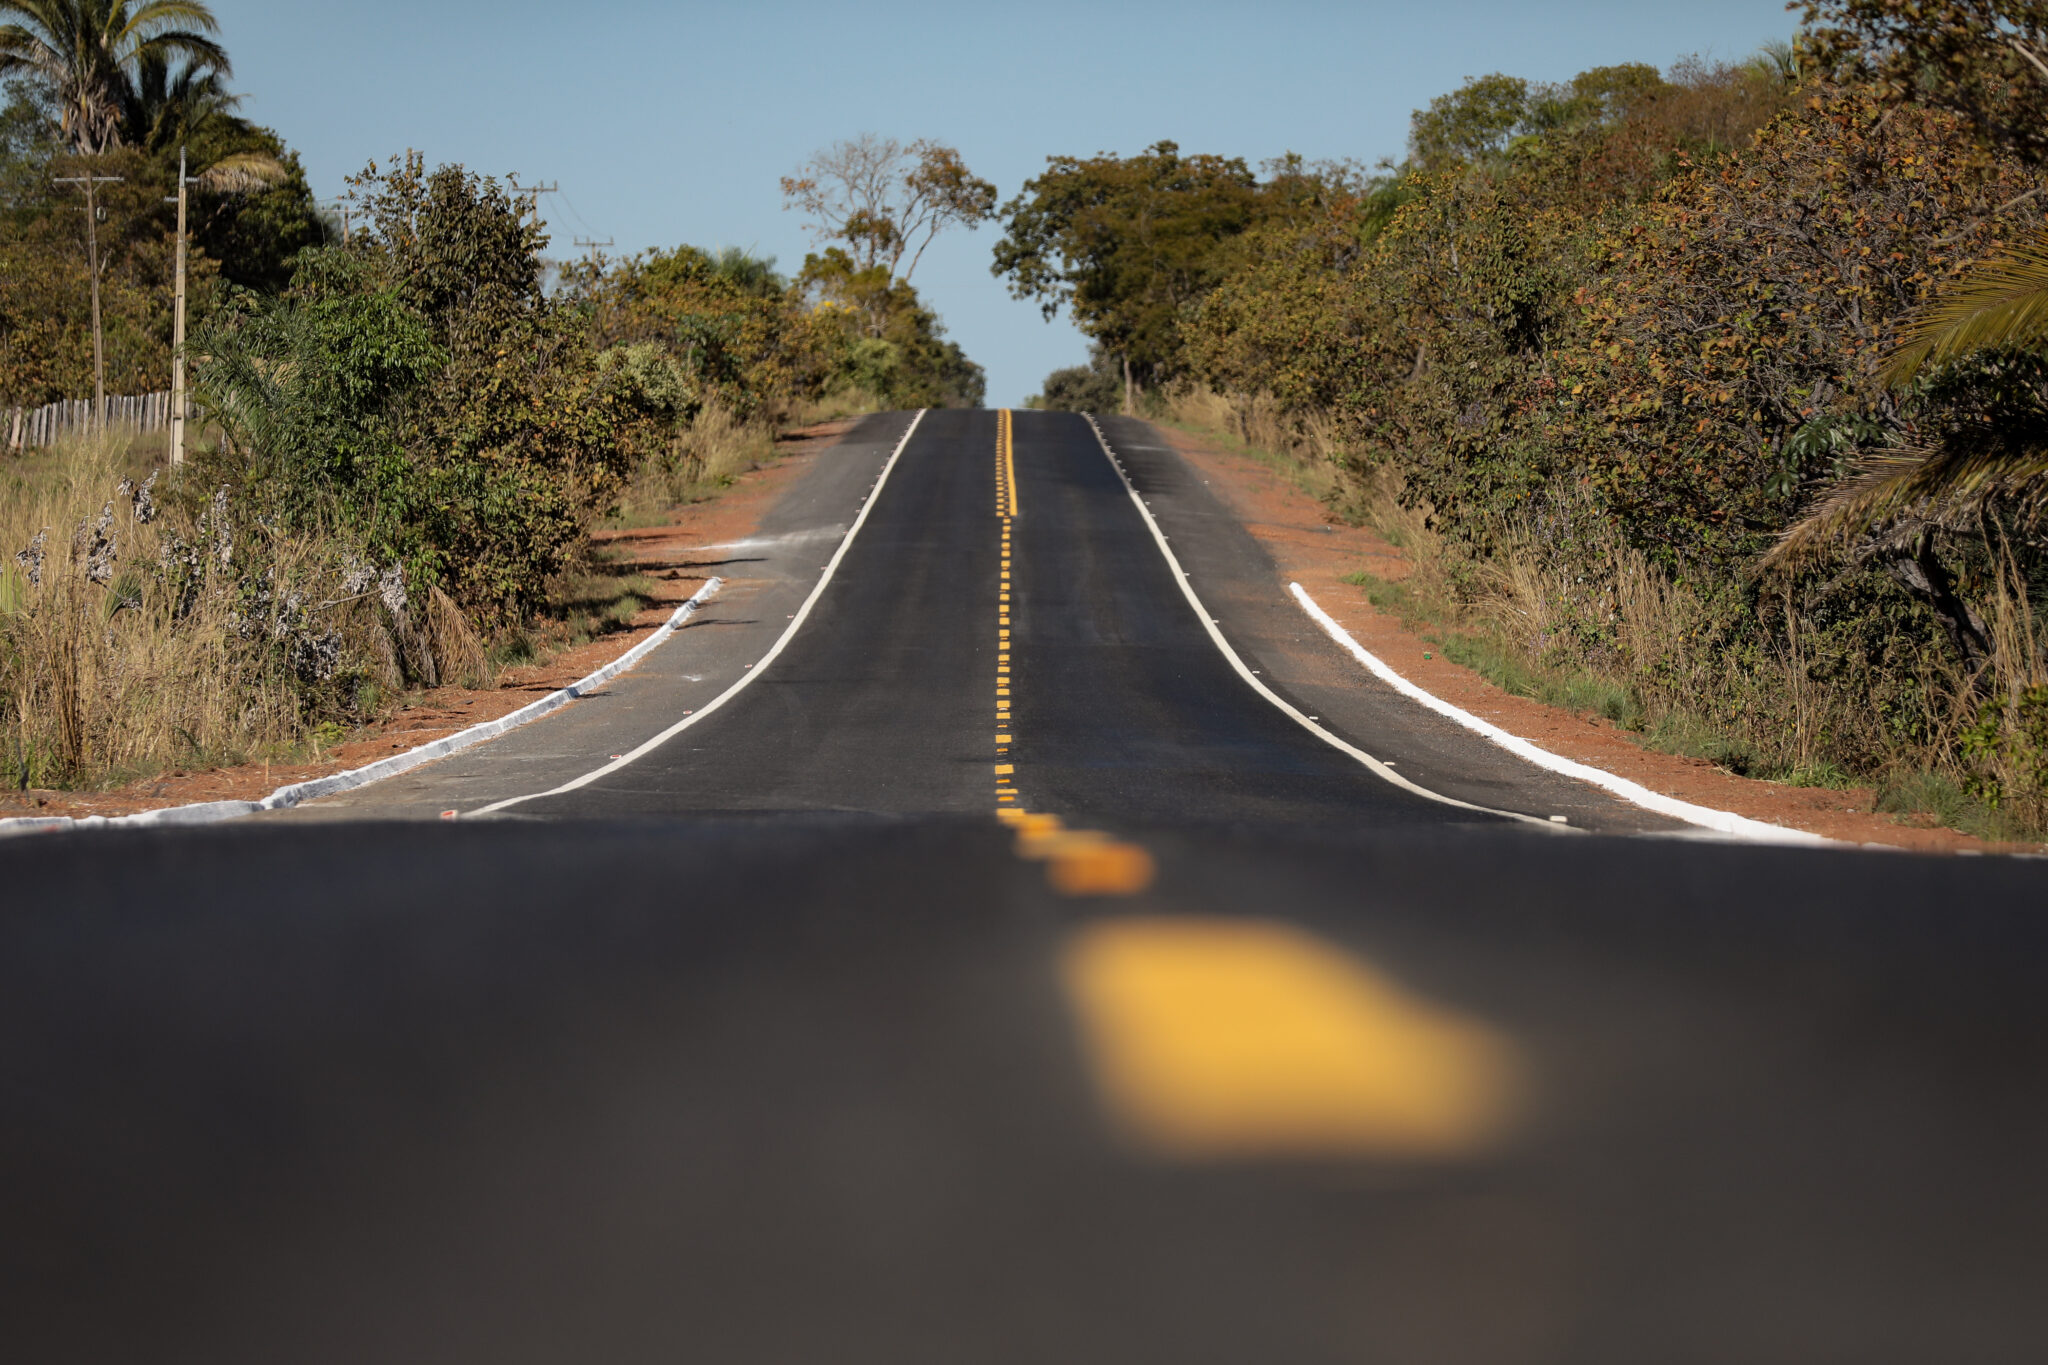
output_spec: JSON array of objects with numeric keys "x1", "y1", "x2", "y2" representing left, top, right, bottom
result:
[{"x1": 781, "y1": 134, "x2": 996, "y2": 287}]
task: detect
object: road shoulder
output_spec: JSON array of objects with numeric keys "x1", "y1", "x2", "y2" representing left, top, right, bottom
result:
[
  {"x1": 282, "y1": 412, "x2": 918, "y2": 819},
  {"x1": 1098, "y1": 414, "x2": 1998, "y2": 851},
  {"x1": 0, "y1": 416, "x2": 894, "y2": 825}
]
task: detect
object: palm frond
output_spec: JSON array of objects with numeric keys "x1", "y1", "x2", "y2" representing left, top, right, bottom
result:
[
  {"x1": 0, "y1": 23, "x2": 63, "y2": 78},
  {"x1": 1764, "y1": 441, "x2": 2048, "y2": 572},
  {"x1": 0, "y1": 0, "x2": 229, "y2": 152},
  {"x1": 191, "y1": 315, "x2": 300, "y2": 461},
  {"x1": 194, "y1": 150, "x2": 284, "y2": 193},
  {"x1": 1885, "y1": 229, "x2": 2048, "y2": 386}
]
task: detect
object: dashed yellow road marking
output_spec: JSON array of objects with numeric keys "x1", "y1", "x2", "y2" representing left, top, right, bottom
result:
[
  {"x1": 990, "y1": 410, "x2": 1153, "y2": 894},
  {"x1": 991, "y1": 419, "x2": 1516, "y2": 1164},
  {"x1": 1062, "y1": 917, "x2": 1522, "y2": 1160}
]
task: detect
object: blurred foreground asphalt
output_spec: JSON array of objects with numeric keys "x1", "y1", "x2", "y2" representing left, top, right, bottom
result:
[{"x1": 4, "y1": 817, "x2": 2046, "y2": 1363}]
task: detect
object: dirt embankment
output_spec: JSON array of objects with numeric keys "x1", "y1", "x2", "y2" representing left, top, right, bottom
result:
[
  {"x1": 6, "y1": 420, "x2": 855, "y2": 821},
  {"x1": 1156, "y1": 422, "x2": 2024, "y2": 854}
]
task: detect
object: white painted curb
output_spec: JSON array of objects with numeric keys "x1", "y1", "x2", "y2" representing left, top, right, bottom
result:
[
  {"x1": 0, "y1": 576, "x2": 726, "y2": 838},
  {"x1": 1085, "y1": 416, "x2": 1554, "y2": 830},
  {"x1": 465, "y1": 407, "x2": 930, "y2": 817},
  {"x1": 1289, "y1": 582, "x2": 1828, "y2": 845}
]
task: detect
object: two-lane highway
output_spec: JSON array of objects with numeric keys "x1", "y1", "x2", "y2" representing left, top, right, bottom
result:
[
  {"x1": 5, "y1": 409, "x2": 2046, "y2": 1363},
  {"x1": 485, "y1": 407, "x2": 1547, "y2": 829}
]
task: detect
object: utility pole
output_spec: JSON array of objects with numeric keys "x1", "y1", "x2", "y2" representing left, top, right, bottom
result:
[
  {"x1": 320, "y1": 197, "x2": 352, "y2": 245},
  {"x1": 53, "y1": 168, "x2": 125, "y2": 436},
  {"x1": 572, "y1": 235, "x2": 612, "y2": 259},
  {"x1": 506, "y1": 174, "x2": 557, "y2": 227},
  {"x1": 164, "y1": 147, "x2": 197, "y2": 465}
]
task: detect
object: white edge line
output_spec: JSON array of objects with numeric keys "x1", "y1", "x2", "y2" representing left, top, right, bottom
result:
[
  {"x1": 1289, "y1": 582, "x2": 1830, "y2": 846},
  {"x1": 1083, "y1": 416, "x2": 1554, "y2": 830},
  {"x1": 465, "y1": 407, "x2": 930, "y2": 817},
  {"x1": 0, "y1": 575, "x2": 727, "y2": 839}
]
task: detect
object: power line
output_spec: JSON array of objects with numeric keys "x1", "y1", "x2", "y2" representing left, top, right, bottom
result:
[{"x1": 558, "y1": 189, "x2": 596, "y2": 234}]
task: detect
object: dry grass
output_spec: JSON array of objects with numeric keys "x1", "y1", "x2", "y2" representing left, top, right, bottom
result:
[
  {"x1": 1330, "y1": 458, "x2": 2047, "y2": 838},
  {"x1": 1965, "y1": 540, "x2": 2048, "y2": 830},
  {"x1": 1, "y1": 438, "x2": 304, "y2": 788},
  {"x1": 1158, "y1": 388, "x2": 1347, "y2": 505},
  {"x1": 777, "y1": 385, "x2": 886, "y2": 430},
  {"x1": 611, "y1": 398, "x2": 783, "y2": 528}
]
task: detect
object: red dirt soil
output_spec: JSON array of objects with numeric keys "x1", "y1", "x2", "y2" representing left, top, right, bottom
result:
[
  {"x1": 6, "y1": 420, "x2": 856, "y2": 822},
  {"x1": 1156, "y1": 422, "x2": 2034, "y2": 855}
]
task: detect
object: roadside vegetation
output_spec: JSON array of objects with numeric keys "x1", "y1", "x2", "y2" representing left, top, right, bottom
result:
[
  {"x1": 1, "y1": 4, "x2": 988, "y2": 794},
  {"x1": 1004, "y1": 5, "x2": 2048, "y2": 839}
]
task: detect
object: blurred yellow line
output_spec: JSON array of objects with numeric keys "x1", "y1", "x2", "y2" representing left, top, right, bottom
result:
[{"x1": 1062, "y1": 917, "x2": 1521, "y2": 1160}]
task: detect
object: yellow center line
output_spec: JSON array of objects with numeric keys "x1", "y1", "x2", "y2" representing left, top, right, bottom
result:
[
  {"x1": 1061, "y1": 918, "x2": 1523, "y2": 1160},
  {"x1": 986, "y1": 410, "x2": 1156, "y2": 900},
  {"x1": 984, "y1": 413, "x2": 1524, "y2": 1165},
  {"x1": 1003, "y1": 408, "x2": 1019, "y2": 518}
]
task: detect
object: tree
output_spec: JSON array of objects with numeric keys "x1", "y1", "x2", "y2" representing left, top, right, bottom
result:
[
  {"x1": 1409, "y1": 73, "x2": 1532, "y2": 170},
  {"x1": 121, "y1": 43, "x2": 228, "y2": 152},
  {"x1": 568, "y1": 243, "x2": 816, "y2": 417},
  {"x1": 796, "y1": 246, "x2": 984, "y2": 408},
  {"x1": 1772, "y1": 6, "x2": 2048, "y2": 601},
  {"x1": 0, "y1": 0, "x2": 227, "y2": 155},
  {"x1": 194, "y1": 157, "x2": 633, "y2": 627},
  {"x1": 781, "y1": 134, "x2": 995, "y2": 286},
  {"x1": 1800, "y1": 1, "x2": 2048, "y2": 163},
  {"x1": 1766, "y1": 236, "x2": 2048, "y2": 619},
  {"x1": 1027, "y1": 346, "x2": 1122, "y2": 412},
  {"x1": 991, "y1": 141, "x2": 1266, "y2": 406}
]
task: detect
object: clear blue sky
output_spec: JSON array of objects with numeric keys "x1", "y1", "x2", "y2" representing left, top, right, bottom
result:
[{"x1": 211, "y1": 0, "x2": 1796, "y2": 406}]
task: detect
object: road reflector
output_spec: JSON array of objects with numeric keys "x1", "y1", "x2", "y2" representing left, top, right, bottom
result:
[{"x1": 1061, "y1": 918, "x2": 1519, "y2": 1160}]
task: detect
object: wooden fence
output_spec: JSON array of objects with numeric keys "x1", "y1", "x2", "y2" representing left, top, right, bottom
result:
[{"x1": 5, "y1": 392, "x2": 175, "y2": 451}]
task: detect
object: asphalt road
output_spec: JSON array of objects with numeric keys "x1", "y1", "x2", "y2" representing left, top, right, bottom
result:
[
  {"x1": 4, "y1": 409, "x2": 2046, "y2": 1362},
  {"x1": 482, "y1": 407, "x2": 1615, "y2": 826}
]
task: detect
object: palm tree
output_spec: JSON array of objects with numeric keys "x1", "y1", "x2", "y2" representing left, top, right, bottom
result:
[
  {"x1": 122, "y1": 46, "x2": 283, "y2": 189},
  {"x1": 0, "y1": 0, "x2": 228, "y2": 155},
  {"x1": 1767, "y1": 236, "x2": 2048, "y2": 577},
  {"x1": 122, "y1": 43, "x2": 232, "y2": 153}
]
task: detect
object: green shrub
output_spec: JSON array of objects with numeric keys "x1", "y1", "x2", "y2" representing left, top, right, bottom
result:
[{"x1": 192, "y1": 155, "x2": 631, "y2": 634}]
